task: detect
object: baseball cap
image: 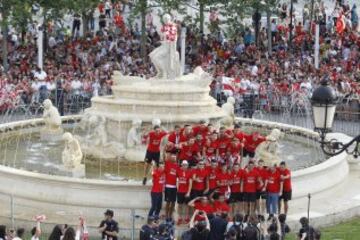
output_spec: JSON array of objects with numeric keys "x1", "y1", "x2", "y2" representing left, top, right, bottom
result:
[{"x1": 104, "y1": 209, "x2": 114, "y2": 217}]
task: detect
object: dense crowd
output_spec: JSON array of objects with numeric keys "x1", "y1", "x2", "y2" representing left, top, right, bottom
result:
[
  {"x1": 140, "y1": 121, "x2": 299, "y2": 240},
  {"x1": 0, "y1": 0, "x2": 359, "y2": 116}
]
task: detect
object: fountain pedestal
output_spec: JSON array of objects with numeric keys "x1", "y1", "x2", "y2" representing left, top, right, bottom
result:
[{"x1": 83, "y1": 68, "x2": 227, "y2": 162}]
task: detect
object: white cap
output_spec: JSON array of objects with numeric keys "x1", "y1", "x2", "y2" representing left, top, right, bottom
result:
[{"x1": 181, "y1": 160, "x2": 189, "y2": 165}]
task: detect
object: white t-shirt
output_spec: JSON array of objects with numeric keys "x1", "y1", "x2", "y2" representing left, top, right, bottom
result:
[
  {"x1": 31, "y1": 236, "x2": 39, "y2": 240},
  {"x1": 34, "y1": 70, "x2": 47, "y2": 81},
  {"x1": 71, "y1": 80, "x2": 83, "y2": 90}
]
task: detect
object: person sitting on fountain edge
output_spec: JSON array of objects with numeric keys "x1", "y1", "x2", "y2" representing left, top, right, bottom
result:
[{"x1": 143, "y1": 125, "x2": 167, "y2": 185}]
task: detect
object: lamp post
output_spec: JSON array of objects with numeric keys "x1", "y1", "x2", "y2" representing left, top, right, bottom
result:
[{"x1": 311, "y1": 80, "x2": 360, "y2": 158}]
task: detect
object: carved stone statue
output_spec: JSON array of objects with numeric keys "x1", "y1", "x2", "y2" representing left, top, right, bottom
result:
[
  {"x1": 41, "y1": 99, "x2": 63, "y2": 140},
  {"x1": 127, "y1": 118, "x2": 143, "y2": 148},
  {"x1": 149, "y1": 14, "x2": 181, "y2": 80},
  {"x1": 76, "y1": 114, "x2": 125, "y2": 160},
  {"x1": 221, "y1": 97, "x2": 236, "y2": 125},
  {"x1": 43, "y1": 99, "x2": 62, "y2": 131},
  {"x1": 62, "y1": 132, "x2": 83, "y2": 170},
  {"x1": 255, "y1": 129, "x2": 282, "y2": 166}
]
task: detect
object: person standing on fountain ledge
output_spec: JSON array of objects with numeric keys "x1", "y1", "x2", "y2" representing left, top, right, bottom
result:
[
  {"x1": 143, "y1": 125, "x2": 167, "y2": 185},
  {"x1": 278, "y1": 161, "x2": 292, "y2": 215}
]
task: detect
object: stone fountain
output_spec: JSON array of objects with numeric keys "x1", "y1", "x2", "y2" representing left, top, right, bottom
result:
[{"x1": 82, "y1": 14, "x2": 227, "y2": 161}]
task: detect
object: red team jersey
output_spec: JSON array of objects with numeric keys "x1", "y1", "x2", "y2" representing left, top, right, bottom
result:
[
  {"x1": 147, "y1": 131, "x2": 167, "y2": 152},
  {"x1": 266, "y1": 170, "x2": 281, "y2": 193},
  {"x1": 165, "y1": 161, "x2": 179, "y2": 187},
  {"x1": 216, "y1": 170, "x2": 231, "y2": 194},
  {"x1": 230, "y1": 169, "x2": 243, "y2": 193},
  {"x1": 228, "y1": 142, "x2": 243, "y2": 156},
  {"x1": 204, "y1": 140, "x2": 219, "y2": 157},
  {"x1": 192, "y1": 168, "x2": 209, "y2": 191},
  {"x1": 151, "y1": 169, "x2": 165, "y2": 193},
  {"x1": 179, "y1": 143, "x2": 200, "y2": 161},
  {"x1": 244, "y1": 135, "x2": 265, "y2": 153},
  {"x1": 213, "y1": 200, "x2": 230, "y2": 213},
  {"x1": 256, "y1": 167, "x2": 268, "y2": 191},
  {"x1": 177, "y1": 168, "x2": 192, "y2": 193},
  {"x1": 279, "y1": 168, "x2": 292, "y2": 192},
  {"x1": 207, "y1": 166, "x2": 219, "y2": 190},
  {"x1": 243, "y1": 168, "x2": 260, "y2": 193},
  {"x1": 218, "y1": 137, "x2": 230, "y2": 155}
]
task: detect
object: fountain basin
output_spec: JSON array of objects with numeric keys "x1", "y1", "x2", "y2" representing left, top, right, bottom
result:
[{"x1": 0, "y1": 116, "x2": 350, "y2": 229}]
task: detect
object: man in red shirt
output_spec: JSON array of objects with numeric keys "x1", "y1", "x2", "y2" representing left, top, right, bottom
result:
[
  {"x1": 227, "y1": 137, "x2": 244, "y2": 166},
  {"x1": 206, "y1": 160, "x2": 219, "y2": 194},
  {"x1": 164, "y1": 153, "x2": 179, "y2": 222},
  {"x1": 166, "y1": 125, "x2": 181, "y2": 154},
  {"x1": 143, "y1": 125, "x2": 167, "y2": 185},
  {"x1": 256, "y1": 160, "x2": 268, "y2": 217},
  {"x1": 148, "y1": 162, "x2": 165, "y2": 217},
  {"x1": 192, "y1": 120, "x2": 209, "y2": 139},
  {"x1": 216, "y1": 164, "x2": 231, "y2": 195},
  {"x1": 179, "y1": 124, "x2": 194, "y2": 143},
  {"x1": 190, "y1": 161, "x2": 209, "y2": 199},
  {"x1": 244, "y1": 132, "x2": 265, "y2": 160},
  {"x1": 217, "y1": 127, "x2": 231, "y2": 164},
  {"x1": 178, "y1": 137, "x2": 201, "y2": 166},
  {"x1": 212, "y1": 193, "x2": 230, "y2": 215},
  {"x1": 188, "y1": 196, "x2": 214, "y2": 217},
  {"x1": 176, "y1": 160, "x2": 192, "y2": 225},
  {"x1": 263, "y1": 164, "x2": 282, "y2": 217},
  {"x1": 242, "y1": 161, "x2": 262, "y2": 215},
  {"x1": 279, "y1": 161, "x2": 292, "y2": 215},
  {"x1": 203, "y1": 132, "x2": 219, "y2": 162},
  {"x1": 229, "y1": 163, "x2": 243, "y2": 216}
]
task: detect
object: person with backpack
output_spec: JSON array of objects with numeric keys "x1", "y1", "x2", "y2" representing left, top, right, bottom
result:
[
  {"x1": 243, "y1": 215, "x2": 261, "y2": 240},
  {"x1": 226, "y1": 214, "x2": 246, "y2": 240},
  {"x1": 297, "y1": 217, "x2": 315, "y2": 240}
]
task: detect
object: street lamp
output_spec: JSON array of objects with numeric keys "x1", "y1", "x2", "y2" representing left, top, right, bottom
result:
[{"x1": 311, "y1": 80, "x2": 360, "y2": 158}]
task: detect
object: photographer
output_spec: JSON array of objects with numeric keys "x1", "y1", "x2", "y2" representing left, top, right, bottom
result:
[{"x1": 189, "y1": 210, "x2": 210, "y2": 240}]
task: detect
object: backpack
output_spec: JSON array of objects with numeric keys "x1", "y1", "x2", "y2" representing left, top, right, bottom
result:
[
  {"x1": 243, "y1": 224, "x2": 260, "y2": 240},
  {"x1": 229, "y1": 223, "x2": 245, "y2": 240},
  {"x1": 180, "y1": 229, "x2": 193, "y2": 240}
]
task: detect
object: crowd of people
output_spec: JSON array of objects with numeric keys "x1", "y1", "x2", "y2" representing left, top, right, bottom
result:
[
  {"x1": 139, "y1": 120, "x2": 300, "y2": 239},
  {"x1": 0, "y1": 0, "x2": 359, "y2": 117}
]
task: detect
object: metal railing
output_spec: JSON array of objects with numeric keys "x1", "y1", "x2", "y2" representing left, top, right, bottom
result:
[{"x1": 0, "y1": 192, "x2": 146, "y2": 240}]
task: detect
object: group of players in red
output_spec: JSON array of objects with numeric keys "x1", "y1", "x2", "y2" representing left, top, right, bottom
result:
[{"x1": 144, "y1": 121, "x2": 292, "y2": 225}]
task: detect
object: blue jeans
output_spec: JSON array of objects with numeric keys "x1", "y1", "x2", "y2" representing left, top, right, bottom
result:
[
  {"x1": 148, "y1": 192, "x2": 163, "y2": 217},
  {"x1": 267, "y1": 192, "x2": 279, "y2": 215}
]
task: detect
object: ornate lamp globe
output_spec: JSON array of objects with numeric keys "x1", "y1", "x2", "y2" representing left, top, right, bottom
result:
[{"x1": 311, "y1": 80, "x2": 337, "y2": 135}]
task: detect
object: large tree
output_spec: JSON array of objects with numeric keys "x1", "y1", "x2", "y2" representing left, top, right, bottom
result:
[
  {"x1": 0, "y1": 0, "x2": 34, "y2": 72},
  {"x1": 67, "y1": 0, "x2": 100, "y2": 35}
]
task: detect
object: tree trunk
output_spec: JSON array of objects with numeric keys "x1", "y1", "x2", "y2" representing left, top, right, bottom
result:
[
  {"x1": 43, "y1": 13, "x2": 48, "y2": 54},
  {"x1": 1, "y1": 22, "x2": 9, "y2": 72},
  {"x1": 309, "y1": 0, "x2": 315, "y2": 33},
  {"x1": 266, "y1": 9, "x2": 272, "y2": 56},
  {"x1": 140, "y1": 0, "x2": 147, "y2": 61},
  {"x1": 2, "y1": 23, "x2": 9, "y2": 72},
  {"x1": 82, "y1": 13, "x2": 89, "y2": 36},
  {"x1": 199, "y1": 2, "x2": 205, "y2": 34}
]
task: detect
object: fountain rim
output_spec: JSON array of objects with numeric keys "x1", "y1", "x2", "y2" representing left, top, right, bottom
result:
[{"x1": 0, "y1": 115, "x2": 348, "y2": 186}]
